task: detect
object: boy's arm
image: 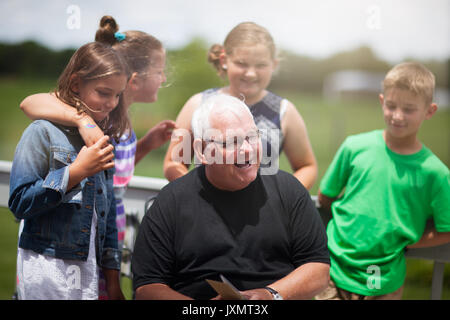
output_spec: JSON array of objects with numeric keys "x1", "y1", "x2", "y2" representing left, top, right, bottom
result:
[
  {"x1": 409, "y1": 172, "x2": 450, "y2": 249},
  {"x1": 407, "y1": 229, "x2": 450, "y2": 249},
  {"x1": 318, "y1": 189, "x2": 338, "y2": 214},
  {"x1": 317, "y1": 138, "x2": 352, "y2": 212},
  {"x1": 20, "y1": 93, "x2": 104, "y2": 147}
]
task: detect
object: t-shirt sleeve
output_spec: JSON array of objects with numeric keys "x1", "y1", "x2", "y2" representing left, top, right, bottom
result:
[
  {"x1": 319, "y1": 137, "x2": 352, "y2": 198},
  {"x1": 131, "y1": 195, "x2": 176, "y2": 291},
  {"x1": 431, "y1": 172, "x2": 450, "y2": 232},
  {"x1": 284, "y1": 175, "x2": 330, "y2": 267}
]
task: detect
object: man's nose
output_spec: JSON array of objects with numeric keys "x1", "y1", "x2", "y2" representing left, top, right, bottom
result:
[{"x1": 239, "y1": 139, "x2": 254, "y2": 154}]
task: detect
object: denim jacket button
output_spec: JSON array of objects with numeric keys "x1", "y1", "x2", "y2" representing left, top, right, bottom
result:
[
  {"x1": 100, "y1": 211, "x2": 105, "y2": 217},
  {"x1": 97, "y1": 189, "x2": 103, "y2": 194}
]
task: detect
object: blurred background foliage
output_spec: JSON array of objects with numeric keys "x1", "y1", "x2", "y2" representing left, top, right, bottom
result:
[
  {"x1": 1, "y1": 39, "x2": 448, "y2": 116},
  {"x1": 0, "y1": 38, "x2": 448, "y2": 299}
]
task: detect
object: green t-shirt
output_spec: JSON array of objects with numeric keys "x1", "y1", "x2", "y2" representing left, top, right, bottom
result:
[{"x1": 320, "y1": 130, "x2": 450, "y2": 296}]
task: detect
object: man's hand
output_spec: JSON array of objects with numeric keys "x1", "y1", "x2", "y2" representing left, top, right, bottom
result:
[
  {"x1": 212, "y1": 288, "x2": 273, "y2": 300},
  {"x1": 240, "y1": 288, "x2": 273, "y2": 300}
]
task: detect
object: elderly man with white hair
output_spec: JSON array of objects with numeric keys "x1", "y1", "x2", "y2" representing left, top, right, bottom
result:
[{"x1": 132, "y1": 94, "x2": 330, "y2": 300}]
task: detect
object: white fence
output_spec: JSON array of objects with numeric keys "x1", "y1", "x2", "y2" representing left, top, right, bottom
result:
[{"x1": 0, "y1": 160, "x2": 448, "y2": 299}]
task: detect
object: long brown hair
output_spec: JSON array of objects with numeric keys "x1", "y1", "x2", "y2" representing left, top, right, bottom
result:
[{"x1": 55, "y1": 41, "x2": 131, "y2": 140}]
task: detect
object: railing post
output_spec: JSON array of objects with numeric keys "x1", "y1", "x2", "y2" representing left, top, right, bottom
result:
[
  {"x1": 431, "y1": 262, "x2": 445, "y2": 300},
  {"x1": 0, "y1": 160, "x2": 12, "y2": 208}
]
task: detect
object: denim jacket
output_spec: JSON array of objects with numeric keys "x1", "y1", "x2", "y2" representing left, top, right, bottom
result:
[{"x1": 9, "y1": 120, "x2": 121, "y2": 270}]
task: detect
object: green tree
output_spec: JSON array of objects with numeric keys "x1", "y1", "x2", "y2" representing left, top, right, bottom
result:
[{"x1": 161, "y1": 38, "x2": 225, "y2": 118}]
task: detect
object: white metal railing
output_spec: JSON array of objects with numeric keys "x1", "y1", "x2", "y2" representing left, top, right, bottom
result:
[{"x1": 0, "y1": 160, "x2": 448, "y2": 299}]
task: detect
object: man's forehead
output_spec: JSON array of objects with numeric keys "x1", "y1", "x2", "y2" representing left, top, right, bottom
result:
[
  {"x1": 203, "y1": 127, "x2": 257, "y2": 140},
  {"x1": 210, "y1": 106, "x2": 254, "y2": 127},
  {"x1": 210, "y1": 106, "x2": 242, "y2": 123}
]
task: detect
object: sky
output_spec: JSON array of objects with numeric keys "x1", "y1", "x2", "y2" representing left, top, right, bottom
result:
[{"x1": 0, "y1": 0, "x2": 449, "y2": 63}]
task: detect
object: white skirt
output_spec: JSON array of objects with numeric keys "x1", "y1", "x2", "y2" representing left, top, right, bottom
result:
[{"x1": 16, "y1": 211, "x2": 99, "y2": 300}]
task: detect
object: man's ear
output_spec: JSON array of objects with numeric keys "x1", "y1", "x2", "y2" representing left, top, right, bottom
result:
[{"x1": 193, "y1": 138, "x2": 208, "y2": 165}]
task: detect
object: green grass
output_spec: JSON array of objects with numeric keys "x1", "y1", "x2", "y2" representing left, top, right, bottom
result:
[
  {"x1": 0, "y1": 77, "x2": 449, "y2": 300},
  {"x1": 0, "y1": 77, "x2": 57, "y2": 161},
  {"x1": 0, "y1": 209, "x2": 19, "y2": 300}
]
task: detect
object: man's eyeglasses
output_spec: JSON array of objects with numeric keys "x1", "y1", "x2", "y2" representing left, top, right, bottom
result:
[{"x1": 204, "y1": 130, "x2": 261, "y2": 151}]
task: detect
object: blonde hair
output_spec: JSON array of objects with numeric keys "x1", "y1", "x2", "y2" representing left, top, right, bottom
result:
[
  {"x1": 55, "y1": 42, "x2": 131, "y2": 141},
  {"x1": 95, "y1": 15, "x2": 163, "y2": 76},
  {"x1": 208, "y1": 22, "x2": 277, "y2": 77},
  {"x1": 383, "y1": 62, "x2": 435, "y2": 104}
]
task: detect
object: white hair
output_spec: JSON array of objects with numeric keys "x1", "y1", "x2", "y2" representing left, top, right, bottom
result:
[{"x1": 191, "y1": 93, "x2": 254, "y2": 140}]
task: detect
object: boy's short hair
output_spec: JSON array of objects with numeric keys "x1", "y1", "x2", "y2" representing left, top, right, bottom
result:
[{"x1": 383, "y1": 62, "x2": 435, "y2": 104}]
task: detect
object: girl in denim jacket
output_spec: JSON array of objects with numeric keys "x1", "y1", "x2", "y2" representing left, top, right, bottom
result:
[
  {"x1": 19, "y1": 15, "x2": 175, "y2": 299},
  {"x1": 9, "y1": 41, "x2": 130, "y2": 299}
]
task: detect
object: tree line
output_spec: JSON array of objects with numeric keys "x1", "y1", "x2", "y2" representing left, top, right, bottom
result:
[{"x1": 1, "y1": 39, "x2": 447, "y2": 96}]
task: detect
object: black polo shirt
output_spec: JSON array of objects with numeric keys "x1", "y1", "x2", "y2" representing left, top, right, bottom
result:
[{"x1": 132, "y1": 166, "x2": 329, "y2": 299}]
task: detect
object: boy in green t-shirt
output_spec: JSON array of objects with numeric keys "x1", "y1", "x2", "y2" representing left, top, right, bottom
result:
[{"x1": 316, "y1": 62, "x2": 450, "y2": 300}]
